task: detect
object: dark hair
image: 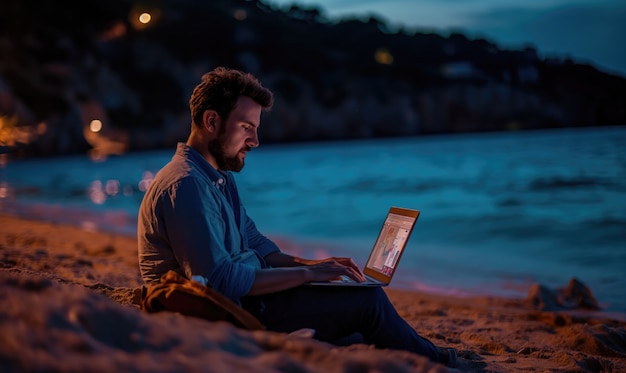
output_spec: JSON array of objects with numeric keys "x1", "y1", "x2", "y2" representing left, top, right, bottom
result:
[{"x1": 189, "y1": 67, "x2": 273, "y2": 127}]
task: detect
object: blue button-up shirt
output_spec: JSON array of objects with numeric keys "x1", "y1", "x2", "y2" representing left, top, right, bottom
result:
[{"x1": 138, "y1": 143, "x2": 280, "y2": 302}]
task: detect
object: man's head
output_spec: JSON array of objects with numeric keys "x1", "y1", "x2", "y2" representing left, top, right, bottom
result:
[
  {"x1": 188, "y1": 67, "x2": 273, "y2": 171},
  {"x1": 190, "y1": 67, "x2": 273, "y2": 129}
]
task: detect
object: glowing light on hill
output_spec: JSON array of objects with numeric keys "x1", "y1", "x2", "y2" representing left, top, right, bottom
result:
[
  {"x1": 375, "y1": 48, "x2": 394, "y2": 65},
  {"x1": 129, "y1": 7, "x2": 160, "y2": 30},
  {"x1": 90, "y1": 120, "x2": 103, "y2": 133},
  {"x1": 234, "y1": 9, "x2": 247, "y2": 21},
  {"x1": 139, "y1": 12, "x2": 152, "y2": 24}
]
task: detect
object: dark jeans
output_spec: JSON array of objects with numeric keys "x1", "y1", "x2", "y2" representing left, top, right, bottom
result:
[{"x1": 242, "y1": 285, "x2": 438, "y2": 361}]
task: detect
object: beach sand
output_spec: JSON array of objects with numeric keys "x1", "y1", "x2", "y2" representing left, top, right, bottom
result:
[{"x1": 1, "y1": 213, "x2": 625, "y2": 372}]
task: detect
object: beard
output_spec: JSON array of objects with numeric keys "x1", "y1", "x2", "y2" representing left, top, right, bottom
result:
[{"x1": 207, "y1": 136, "x2": 249, "y2": 172}]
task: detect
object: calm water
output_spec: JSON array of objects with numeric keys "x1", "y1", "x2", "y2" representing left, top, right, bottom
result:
[{"x1": 2, "y1": 127, "x2": 625, "y2": 311}]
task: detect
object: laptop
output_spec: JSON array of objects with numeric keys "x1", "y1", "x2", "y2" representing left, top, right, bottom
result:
[{"x1": 307, "y1": 206, "x2": 420, "y2": 287}]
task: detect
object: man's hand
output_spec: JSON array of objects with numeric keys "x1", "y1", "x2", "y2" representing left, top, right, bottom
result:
[
  {"x1": 248, "y1": 252, "x2": 365, "y2": 295},
  {"x1": 302, "y1": 257, "x2": 366, "y2": 283},
  {"x1": 250, "y1": 252, "x2": 366, "y2": 296},
  {"x1": 300, "y1": 257, "x2": 365, "y2": 282}
]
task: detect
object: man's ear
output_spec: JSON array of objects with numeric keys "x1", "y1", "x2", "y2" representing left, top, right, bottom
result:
[{"x1": 202, "y1": 110, "x2": 219, "y2": 133}]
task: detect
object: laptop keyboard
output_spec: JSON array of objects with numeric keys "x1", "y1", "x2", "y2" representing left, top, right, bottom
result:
[{"x1": 338, "y1": 275, "x2": 356, "y2": 283}]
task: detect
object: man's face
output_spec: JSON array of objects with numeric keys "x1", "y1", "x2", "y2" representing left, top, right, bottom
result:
[{"x1": 208, "y1": 96, "x2": 262, "y2": 172}]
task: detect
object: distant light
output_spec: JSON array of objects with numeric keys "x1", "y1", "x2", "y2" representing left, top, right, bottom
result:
[
  {"x1": 234, "y1": 9, "x2": 247, "y2": 21},
  {"x1": 375, "y1": 48, "x2": 394, "y2": 65},
  {"x1": 139, "y1": 12, "x2": 152, "y2": 24},
  {"x1": 129, "y1": 7, "x2": 160, "y2": 30},
  {"x1": 90, "y1": 119, "x2": 103, "y2": 133}
]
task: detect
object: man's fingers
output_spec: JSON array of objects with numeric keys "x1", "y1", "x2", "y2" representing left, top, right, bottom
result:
[
  {"x1": 331, "y1": 257, "x2": 363, "y2": 274},
  {"x1": 331, "y1": 259, "x2": 365, "y2": 281},
  {"x1": 309, "y1": 259, "x2": 367, "y2": 282},
  {"x1": 348, "y1": 267, "x2": 366, "y2": 282}
]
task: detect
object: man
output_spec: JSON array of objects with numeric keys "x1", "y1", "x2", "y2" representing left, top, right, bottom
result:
[{"x1": 137, "y1": 67, "x2": 457, "y2": 367}]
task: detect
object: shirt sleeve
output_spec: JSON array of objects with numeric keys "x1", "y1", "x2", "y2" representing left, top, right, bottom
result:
[
  {"x1": 242, "y1": 205, "x2": 281, "y2": 260},
  {"x1": 160, "y1": 176, "x2": 257, "y2": 301}
]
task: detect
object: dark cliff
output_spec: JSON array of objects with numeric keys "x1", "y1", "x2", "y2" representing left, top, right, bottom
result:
[{"x1": 1, "y1": 0, "x2": 625, "y2": 158}]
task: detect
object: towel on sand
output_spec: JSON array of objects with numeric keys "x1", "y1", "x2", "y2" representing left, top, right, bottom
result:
[{"x1": 141, "y1": 270, "x2": 264, "y2": 330}]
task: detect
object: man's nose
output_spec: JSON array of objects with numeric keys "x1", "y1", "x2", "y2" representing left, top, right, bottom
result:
[{"x1": 248, "y1": 130, "x2": 259, "y2": 148}]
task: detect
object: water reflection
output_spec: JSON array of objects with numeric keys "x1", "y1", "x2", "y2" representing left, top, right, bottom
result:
[
  {"x1": 88, "y1": 180, "x2": 106, "y2": 205},
  {"x1": 86, "y1": 172, "x2": 153, "y2": 205},
  {"x1": 87, "y1": 179, "x2": 125, "y2": 205},
  {"x1": 138, "y1": 171, "x2": 155, "y2": 192},
  {"x1": 0, "y1": 181, "x2": 8, "y2": 199},
  {"x1": 0, "y1": 148, "x2": 167, "y2": 236}
]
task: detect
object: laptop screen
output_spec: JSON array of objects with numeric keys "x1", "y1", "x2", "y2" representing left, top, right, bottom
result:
[{"x1": 363, "y1": 207, "x2": 420, "y2": 283}]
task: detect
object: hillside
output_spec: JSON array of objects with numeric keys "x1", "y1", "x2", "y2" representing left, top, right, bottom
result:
[{"x1": 1, "y1": 0, "x2": 625, "y2": 158}]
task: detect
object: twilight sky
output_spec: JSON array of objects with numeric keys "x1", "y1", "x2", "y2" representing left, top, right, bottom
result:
[{"x1": 262, "y1": 0, "x2": 626, "y2": 78}]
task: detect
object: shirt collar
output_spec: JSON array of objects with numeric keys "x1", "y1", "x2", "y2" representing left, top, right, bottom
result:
[{"x1": 175, "y1": 142, "x2": 230, "y2": 188}]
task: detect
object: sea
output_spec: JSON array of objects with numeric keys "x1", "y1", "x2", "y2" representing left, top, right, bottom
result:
[{"x1": 1, "y1": 126, "x2": 625, "y2": 312}]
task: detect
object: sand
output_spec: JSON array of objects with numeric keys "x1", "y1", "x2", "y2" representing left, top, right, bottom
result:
[{"x1": 1, "y1": 213, "x2": 625, "y2": 372}]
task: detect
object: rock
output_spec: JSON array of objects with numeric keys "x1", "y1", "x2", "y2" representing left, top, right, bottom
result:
[
  {"x1": 557, "y1": 278, "x2": 600, "y2": 310},
  {"x1": 526, "y1": 284, "x2": 562, "y2": 311},
  {"x1": 525, "y1": 278, "x2": 600, "y2": 311}
]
